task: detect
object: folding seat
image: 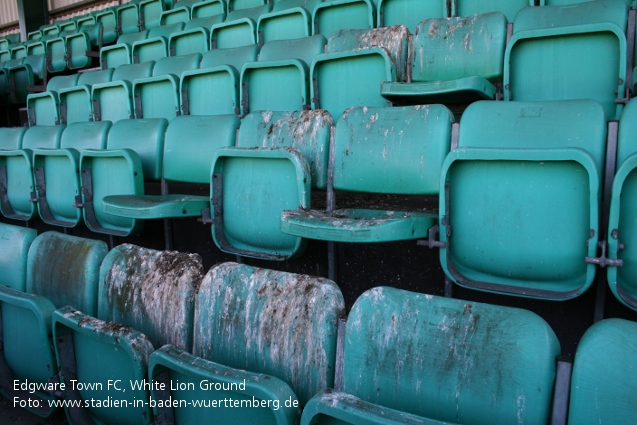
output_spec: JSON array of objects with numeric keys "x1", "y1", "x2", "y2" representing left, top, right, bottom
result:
[
  {"x1": 568, "y1": 318, "x2": 637, "y2": 424},
  {"x1": 435, "y1": 99, "x2": 606, "y2": 299},
  {"x1": 0, "y1": 125, "x2": 65, "y2": 221},
  {"x1": 0, "y1": 232, "x2": 107, "y2": 417},
  {"x1": 92, "y1": 61, "x2": 155, "y2": 122},
  {"x1": 100, "y1": 30, "x2": 150, "y2": 69},
  {"x1": 210, "y1": 109, "x2": 332, "y2": 259},
  {"x1": 0, "y1": 50, "x2": 10, "y2": 64},
  {"x1": 140, "y1": 0, "x2": 170, "y2": 30},
  {"x1": 102, "y1": 114, "x2": 239, "y2": 221},
  {"x1": 32, "y1": 121, "x2": 112, "y2": 227},
  {"x1": 148, "y1": 262, "x2": 344, "y2": 424},
  {"x1": 310, "y1": 25, "x2": 409, "y2": 120},
  {"x1": 117, "y1": 0, "x2": 143, "y2": 35},
  {"x1": 381, "y1": 12, "x2": 508, "y2": 106},
  {"x1": 4, "y1": 52, "x2": 47, "y2": 103},
  {"x1": 504, "y1": 0, "x2": 629, "y2": 120},
  {"x1": 192, "y1": 0, "x2": 227, "y2": 18},
  {"x1": 26, "y1": 74, "x2": 80, "y2": 126},
  {"x1": 240, "y1": 34, "x2": 326, "y2": 114},
  {"x1": 168, "y1": 14, "x2": 226, "y2": 56},
  {"x1": 132, "y1": 53, "x2": 202, "y2": 120},
  {"x1": 311, "y1": 0, "x2": 376, "y2": 38},
  {"x1": 79, "y1": 118, "x2": 167, "y2": 236},
  {"x1": 64, "y1": 22, "x2": 104, "y2": 70},
  {"x1": 41, "y1": 24, "x2": 60, "y2": 39},
  {"x1": 132, "y1": 22, "x2": 186, "y2": 63},
  {"x1": 606, "y1": 99, "x2": 637, "y2": 310},
  {"x1": 302, "y1": 286, "x2": 560, "y2": 425},
  {"x1": 160, "y1": 3, "x2": 196, "y2": 25},
  {"x1": 0, "y1": 58, "x2": 23, "y2": 105},
  {"x1": 377, "y1": 0, "x2": 447, "y2": 29},
  {"x1": 58, "y1": 68, "x2": 115, "y2": 125},
  {"x1": 453, "y1": 0, "x2": 532, "y2": 22},
  {"x1": 0, "y1": 222, "x2": 36, "y2": 291},
  {"x1": 44, "y1": 30, "x2": 74, "y2": 73},
  {"x1": 180, "y1": 44, "x2": 258, "y2": 115},
  {"x1": 209, "y1": 0, "x2": 272, "y2": 49},
  {"x1": 281, "y1": 105, "x2": 451, "y2": 244},
  {"x1": 51, "y1": 244, "x2": 203, "y2": 425},
  {"x1": 94, "y1": 6, "x2": 120, "y2": 45},
  {"x1": 257, "y1": 0, "x2": 323, "y2": 43}
]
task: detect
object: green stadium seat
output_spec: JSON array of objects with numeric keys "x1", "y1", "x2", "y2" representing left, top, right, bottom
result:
[
  {"x1": 148, "y1": 262, "x2": 344, "y2": 423},
  {"x1": 58, "y1": 68, "x2": 114, "y2": 124},
  {"x1": 100, "y1": 30, "x2": 150, "y2": 69},
  {"x1": 0, "y1": 127, "x2": 27, "y2": 151},
  {"x1": 377, "y1": 0, "x2": 448, "y2": 29},
  {"x1": 0, "y1": 232, "x2": 107, "y2": 417},
  {"x1": 381, "y1": 12, "x2": 508, "y2": 105},
  {"x1": 0, "y1": 125, "x2": 65, "y2": 221},
  {"x1": 132, "y1": 22, "x2": 185, "y2": 63},
  {"x1": 453, "y1": 0, "x2": 532, "y2": 21},
  {"x1": 140, "y1": 0, "x2": 168, "y2": 30},
  {"x1": 102, "y1": 114, "x2": 238, "y2": 220},
  {"x1": 132, "y1": 53, "x2": 201, "y2": 120},
  {"x1": 91, "y1": 61, "x2": 155, "y2": 122},
  {"x1": 281, "y1": 105, "x2": 451, "y2": 243},
  {"x1": 568, "y1": 318, "x2": 637, "y2": 424},
  {"x1": 26, "y1": 74, "x2": 80, "y2": 126},
  {"x1": 438, "y1": 99, "x2": 607, "y2": 299},
  {"x1": 94, "y1": 6, "x2": 119, "y2": 44},
  {"x1": 504, "y1": 0, "x2": 629, "y2": 120},
  {"x1": 117, "y1": 0, "x2": 143, "y2": 35},
  {"x1": 256, "y1": 0, "x2": 323, "y2": 43},
  {"x1": 180, "y1": 44, "x2": 258, "y2": 115},
  {"x1": 5, "y1": 53, "x2": 47, "y2": 103},
  {"x1": 64, "y1": 22, "x2": 103, "y2": 70},
  {"x1": 312, "y1": 0, "x2": 376, "y2": 37},
  {"x1": 607, "y1": 99, "x2": 637, "y2": 310},
  {"x1": 301, "y1": 286, "x2": 560, "y2": 425},
  {"x1": 240, "y1": 34, "x2": 326, "y2": 114},
  {"x1": 52, "y1": 244, "x2": 203, "y2": 424},
  {"x1": 191, "y1": 0, "x2": 227, "y2": 18},
  {"x1": 79, "y1": 118, "x2": 167, "y2": 236},
  {"x1": 32, "y1": 121, "x2": 112, "y2": 228},
  {"x1": 310, "y1": 26, "x2": 409, "y2": 118},
  {"x1": 210, "y1": 110, "x2": 332, "y2": 259},
  {"x1": 168, "y1": 15, "x2": 225, "y2": 55},
  {"x1": 0, "y1": 222, "x2": 36, "y2": 291}
]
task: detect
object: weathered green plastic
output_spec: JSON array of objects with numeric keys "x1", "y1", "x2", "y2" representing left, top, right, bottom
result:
[
  {"x1": 440, "y1": 99, "x2": 606, "y2": 299},
  {"x1": 133, "y1": 53, "x2": 201, "y2": 120},
  {"x1": 91, "y1": 61, "x2": 155, "y2": 122},
  {"x1": 0, "y1": 127, "x2": 27, "y2": 150},
  {"x1": 33, "y1": 121, "x2": 111, "y2": 227},
  {"x1": 257, "y1": 0, "x2": 323, "y2": 42},
  {"x1": 132, "y1": 22, "x2": 185, "y2": 63},
  {"x1": 310, "y1": 27, "x2": 407, "y2": 118},
  {"x1": 381, "y1": 12, "x2": 507, "y2": 105},
  {"x1": 240, "y1": 35, "x2": 326, "y2": 113},
  {"x1": 0, "y1": 125, "x2": 64, "y2": 221},
  {"x1": 210, "y1": 18, "x2": 258, "y2": 48},
  {"x1": 568, "y1": 318, "x2": 637, "y2": 424},
  {"x1": 26, "y1": 74, "x2": 80, "y2": 126},
  {"x1": 65, "y1": 24, "x2": 102, "y2": 70},
  {"x1": 181, "y1": 45, "x2": 258, "y2": 115},
  {"x1": 0, "y1": 222, "x2": 36, "y2": 291},
  {"x1": 0, "y1": 232, "x2": 107, "y2": 417},
  {"x1": 608, "y1": 99, "x2": 637, "y2": 309},
  {"x1": 58, "y1": 68, "x2": 114, "y2": 124},
  {"x1": 281, "y1": 105, "x2": 451, "y2": 243},
  {"x1": 301, "y1": 286, "x2": 560, "y2": 425},
  {"x1": 118, "y1": 1, "x2": 142, "y2": 35},
  {"x1": 504, "y1": 0, "x2": 628, "y2": 120},
  {"x1": 192, "y1": 0, "x2": 226, "y2": 18},
  {"x1": 45, "y1": 35, "x2": 69, "y2": 73},
  {"x1": 453, "y1": 0, "x2": 532, "y2": 22},
  {"x1": 168, "y1": 15, "x2": 225, "y2": 55},
  {"x1": 194, "y1": 262, "x2": 345, "y2": 405},
  {"x1": 378, "y1": 0, "x2": 447, "y2": 29},
  {"x1": 211, "y1": 148, "x2": 311, "y2": 260},
  {"x1": 6, "y1": 54, "x2": 46, "y2": 103},
  {"x1": 312, "y1": 0, "x2": 375, "y2": 37},
  {"x1": 140, "y1": 0, "x2": 166, "y2": 30},
  {"x1": 100, "y1": 30, "x2": 150, "y2": 69},
  {"x1": 102, "y1": 114, "x2": 239, "y2": 219},
  {"x1": 95, "y1": 7, "x2": 118, "y2": 44}
]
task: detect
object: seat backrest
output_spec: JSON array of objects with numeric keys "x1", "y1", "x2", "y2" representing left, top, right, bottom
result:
[
  {"x1": 60, "y1": 121, "x2": 112, "y2": 151},
  {"x1": 46, "y1": 74, "x2": 80, "y2": 92},
  {"x1": 164, "y1": 114, "x2": 239, "y2": 183},
  {"x1": 333, "y1": 105, "x2": 453, "y2": 194},
  {"x1": 238, "y1": 110, "x2": 333, "y2": 189},
  {"x1": 229, "y1": 0, "x2": 268, "y2": 12},
  {"x1": 378, "y1": 0, "x2": 448, "y2": 30},
  {"x1": 0, "y1": 222, "x2": 36, "y2": 291},
  {"x1": 0, "y1": 127, "x2": 27, "y2": 150},
  {"x1": 117, "y1": 30, "x2": 149, "y2": 45},
  {"x1": 152, "y1": 52, "x2": 201, "y2": 76},
  {"x1": 147, "y1": 22, "x2": 186, "y2": 39},
  {"x1": 455, "y1": 0, "x2": 531, "y2": 21},
  {"x1": 200, "y1": 43, "x2": 259, "y2": 69},
  {"x1": 22, "y1": 125, "x2": 65, "y2": 150},
  {"x1": 258, "y1": 34, "x2": 325, "y2": 65},
  {"x1": 568, "y1": 318, "x2": 637, "y2": 424},
  {"x1": 505, "y1": 0, "x2": 628, "y2": 120},
  {"x1": 98, "y1": 243, "x2": 204, "y2": 351},
  {"x1": 26, "y1": 232, "x2": 108, "y2": 316},
  {"x1": 183, "y1": 14, "x2": 225, "y2": 32},
  {"x1": 193, "y1": 262, "x2": 344, "y2": 405},
  {"x1": 412, "y1": 12, "x2": 507, "y2": 83},
  {"x1": 343, "y1": 286, "x2": 560, "y2": 424},
  {"x1": 77, "y1": 68, "x2": 115, "y2": 86}
]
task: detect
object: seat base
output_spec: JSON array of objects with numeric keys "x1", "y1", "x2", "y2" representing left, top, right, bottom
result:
[
  {"x1": 102, "y1": 194, "x2": 209, "y2": 219},
  {"x1": 381, "y1": 76, "x2": 496, "y2": 105},
  {"x1": 281, "y1": 208, "x2": 437, "y2": 243}
]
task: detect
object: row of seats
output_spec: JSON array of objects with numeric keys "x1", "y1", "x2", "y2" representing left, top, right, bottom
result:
[{"x1": 0, "y1": 223, "x2": 635, "y2": 424}]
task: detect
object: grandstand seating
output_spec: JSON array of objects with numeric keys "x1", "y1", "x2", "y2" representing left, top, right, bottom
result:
[
  {"x1": 0, "y1": 222, "x2": 36, "y2": 291},
  {"x1": 0, "y1": 231, "x2": 107, "y2": 417}
]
